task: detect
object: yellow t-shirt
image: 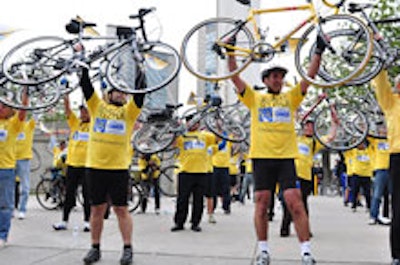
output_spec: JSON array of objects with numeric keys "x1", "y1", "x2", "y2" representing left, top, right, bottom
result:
[
  {"x1": 0, "y1": 115, "x2": 23, "y2": 168},
  {"x1": 372, "y1": 70, "x2": 400, "y2": 153},
  {"x1": 295, "y1": 135, "x2": 322, "y2": 181},
  {"x1": 350, "y1": 148, "x2": 373, "y2": 177},
  {"x1": 138, "y1": 154, "x2": 161, "y2": 180},
  {"x1": 176, "y1": 131, "x2": 216, "y2": 173},
  {"x1": 86, "y1": 92, "x2": 141, "y2": 170},
  {"x1": 212, "y1": 140, "x2": 231, "y2": 168},
  {"x1": 66, "y1": 112, "x2": 90, "y2": 167},
  {"x1": 229, "y1": 153, "x2": 239, "y2": 175},
  {"x1": 16, "y1": 118, "x2": 35, "y2": 160},
  {"x1": 369, "y1": 138, "x2": 389, "y2": 171},
  {"x1": 239, "y1": 83, "x2": 304, "y2": 158},
  {"x1": 343, "y1": 150, "x2": 354, "y2": 176}
]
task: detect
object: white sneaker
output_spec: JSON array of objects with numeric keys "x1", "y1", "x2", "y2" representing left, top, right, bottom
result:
[
  {"x1": 155, "y1": 208, "x2": 160, "y2": 215},
  {"x1": 302, "y1": 253, "x2": 316, "y2": 265},
  {"x1": 83, "y1": 222, "x2": 90, "y2": 232},
  {"x1": 0, "y1": 239, "x2": 6, "y2": 248},
  {"x1": 53, "y1": 221, "x2": 68, "y2": 231},
  {"x1": 208, "y1": 214, "x2": 217, "y2": 224},
  {"x1": 18, "y1": 212, "x2": 26, "y2": 220},
  {"x1": 368, "y1": 218, "x2": 377, "y2": 225},
  {"x1": 377, "y1": 216, "x2": 391, "y2": 225},
  {"x1": 256, "y1": 251, "x2": 270, "y2": 265}
]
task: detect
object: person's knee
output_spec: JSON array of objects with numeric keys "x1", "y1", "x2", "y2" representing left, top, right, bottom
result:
[{"x1": 113, "y1": 206, "x2": 129, "y2": 217}]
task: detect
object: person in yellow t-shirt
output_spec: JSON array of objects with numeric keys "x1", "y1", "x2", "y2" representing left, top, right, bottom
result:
[
  {"x1": 171, "y1": 114, "x2": 216, "y2": 232},
  {"x1": 280, "y1": 116, "x2": 338, "y2": 237},
  {"x1": 0, "y1": 101, "x2": 26, "y2": 247},
  {"x1": 349, "y1": 140, "x2": 373, "y2": 212},
  {"x1": 227, "y1": 33, "x2": 326, "y2": 263},
  {"x1": 368, "y1": 137, "x2": 391, "y2": 225},
  {"x1": 371, "y1": 70, "x2": 400, "y2": 264},
  {"x1": 15, "y1": 116, "x2": 36, "y2": 219},
  {"x1": 138, "y1": 153, "x2": 161, "y2": 214},
  {"x1": 79, "y1": 67, "x2": 144, "y2": 264},
  {"x1": 212, "y1": 135, "x2": 232, "y2": 215},
  {"x1": 229, "y1": 147, "x2": 241, "y2": 202},
  {"x1": 53, "y1": 95, "x2": 91, "y2": 232},
  {"x1": 204, "y1": 132, "x2": 217, "y2": 224}
]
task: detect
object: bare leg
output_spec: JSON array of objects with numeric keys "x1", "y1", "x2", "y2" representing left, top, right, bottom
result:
[
  {"x1": 254, "y1": 190, "x2": 271, "y2": 241},
  {"x1": 90, "y1": 203, "x2": 108, "y2": 244},
  {"x1": 283, "y1": 188, "x2": 310, "y2": 242},
  {"x1": 113, "y1": 206, "x2": 133, "y2": 245}
]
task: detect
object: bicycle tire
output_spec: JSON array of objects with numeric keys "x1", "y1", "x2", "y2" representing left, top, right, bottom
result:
[
  {"x1": 35, "y1": 178, "x2": 63, "y2": 210},
  {"x1": 132, "y1": 120, "x2": 176, "y2": 154},
  {"x1": 0, "y1": 79, "x2": 61, "y2": 111},
  {"x1": 181, "y1": 17, "x2": 254, "y2": 81},
  {"x1": 313, "y1": 104, "x2": 369, "y2": 151},
  {"x1": 158, "y1": 165, "x2": 179, "y2": 197},
  {"x1": 205, "y1": 109, "x2": 247, "y2": 143},
  {"x1": 128, "y1": 181, "x2": 142, "y2": 213},
  {"x1": 310, "y1": 29, "x2": 384, "y2": 86},
  {"x1": 30, "y1": 147, "x2": 42, "y2": 172},
  {"x1": 106, "y1": 41, "x2": 181, "y2": 94},
  {"x1": 2, "y1": 36, "x2": 74, "y2": 86},
  {"x1": 295, "y1": 14, "x2": 373, "y2": 88}
]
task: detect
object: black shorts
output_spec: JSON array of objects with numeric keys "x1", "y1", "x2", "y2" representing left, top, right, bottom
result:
[
  {"x1": 205, "y1": 173, "x2": 216, "y2": 198},
  {"x1": 86, "y1": 168, "x2": 130, "y2": 206},
  {"x1": 252, "y1": 158, "x2": 297, "y2": 192},
  {"x1": 230, "y1": 174, "x2": 238, "y2": 187}
]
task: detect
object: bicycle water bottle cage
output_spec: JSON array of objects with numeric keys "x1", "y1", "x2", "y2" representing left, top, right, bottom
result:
[
  {"x1": 236, "y1": 0, "x2": 250, "y2": 6},
  {"x1": 116, "y1": 26, "x2": 134, "y2": 40}
]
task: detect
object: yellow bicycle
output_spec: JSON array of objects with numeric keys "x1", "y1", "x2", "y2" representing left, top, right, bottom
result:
[{"x1": 180, "y1": 0, "x2": 373, "y2": 88}]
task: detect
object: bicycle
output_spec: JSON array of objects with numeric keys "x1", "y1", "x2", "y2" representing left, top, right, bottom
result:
[
  {"x1": 35, "y1": 167, "x2": 84, "y2": 210},
  {"x1": 297, "y1": 92, "x2": 369, "y2": 151},
  {"x1": 180, "y1": 0, "x2": 373, "y2": 88},
  {"x1": 133, "y1": 96, "x2": 247, "y2": 155},
  {"x1": 127, "y1": 164, "x2": 178, "y2": 213},
  {"x1": 320, "y1": 2, "x2": 400, "y2": 86},
  {"x1": 1, "y1": 7, "x2": 181, "y2": 97},
  {"x1": 35, "y1": 168, "x2": 66, "y2": 210}
]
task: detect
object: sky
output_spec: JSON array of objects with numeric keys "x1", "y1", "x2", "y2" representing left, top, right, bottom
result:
[{"x1": 0, "y1": 0, "x2": 370, "y2": 107}]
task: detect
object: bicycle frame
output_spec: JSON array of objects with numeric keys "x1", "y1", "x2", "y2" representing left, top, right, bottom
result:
[{"x1": 222, "y1": 0, "x2": 340, "y2": 57}]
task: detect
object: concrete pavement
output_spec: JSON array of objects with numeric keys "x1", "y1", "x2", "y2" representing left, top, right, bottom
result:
[{"x1": 0, "y1": 195, "x2": 392, "y2": 265}]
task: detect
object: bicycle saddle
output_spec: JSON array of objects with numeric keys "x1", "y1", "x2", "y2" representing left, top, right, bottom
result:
[
  {"x1": 348, "y1": 2, "x2": 374, "y2": 13},
  {"x1": 166, "y1": 103, "x2": 183, "y2": 110},
  {"x1": 236, "y1": 0, "x2": 250, "y2": 6},
  {"x1": 116, "y1": 26, "x2": 134, "y2": 40},
  {"x1": 147, "y1": 109, "x2": 173, "y2": 121},
  {"x1": 65, "y1": 19, "x2": 97, "y2": 34}
]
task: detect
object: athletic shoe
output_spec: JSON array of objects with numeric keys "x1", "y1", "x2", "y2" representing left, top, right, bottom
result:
[
  {"x1": 256, "y1": 251, "x2": 270, "y2": 265},
  {"x1": 83, "y1": 222, "x2": 91, "y2": 232},
  {"x1": 53, "y1": 222, "x2": 67, "y2": 231},
  {"x1": 302, "y1": 253, "x2": 316, "y2": 265},
  {"x1": 208, "y1": 214, "x2": 217, "y2": 224},
  {"x1": 83, "y1": 248, "x2": 101, "y2": 264},
  {"x1": 120, "y1": 248, "x2": 133, "y2": 265},
  {"x1": 18, "y1": 212, "x2": 26, "y2": 220}
]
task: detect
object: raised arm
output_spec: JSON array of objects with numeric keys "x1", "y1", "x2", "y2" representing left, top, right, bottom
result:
[
  {"x1": 300, "y1": 35, "x2": 326, "y2": 95},
  {"x1": 63, "y1": 94, "x2": 72, "y2": 118},
  {"x1": 18, "y1": 87, "x2": 28, "y2": 121},
  {"x1": 226, "y1": 36, "x2": 246, "y2": 94}
]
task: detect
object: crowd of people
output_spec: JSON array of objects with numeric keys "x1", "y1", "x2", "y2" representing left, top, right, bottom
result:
[{"x1": 0, "y1": 35, "x2": 399, "y2": 265}]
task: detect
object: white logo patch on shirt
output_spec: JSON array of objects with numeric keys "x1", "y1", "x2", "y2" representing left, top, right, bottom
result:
[
  {"x1": 0, "y1": 129, "x2": 8, "y2": 142},
  {"x1": 298, "y1": 143, "x2": 310, "y2": 155},
  {"x1": 184, "y1": 140, "x2": 205, "y2": 150},
  {"x1": 357, "y1": 155, "x2": 370, "y2": 162},
  {"x1": 377, "y1": 142, "x2": 389, "y2": 150},
  {"x1": 17, "y1": 132, "x2": 25, "y2": 141},
  {"x1": 94, "y1": 118, "x2": 126, "y2": 135},
  {"x1": 258, "y1": 107, "x2": 291, "y2": 123},
  {"x1": 72, "y1": 131, "x2": 90, "y2": 141}
]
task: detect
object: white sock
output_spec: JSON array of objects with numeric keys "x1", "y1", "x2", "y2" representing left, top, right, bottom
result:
[
  {"x1": 258, "y1": 241, "x2": 270, "y2": 253},
  {"x1": 301, "y1": 241, "x2": 311, "y2": 256}
]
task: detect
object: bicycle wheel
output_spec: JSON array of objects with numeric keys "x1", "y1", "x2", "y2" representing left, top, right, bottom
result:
[
  {"x1": 133, "y1": 120, "x2": 176, "y2": 154},
  {"x1": 205, "y1": 108, "x2": 247, "y2": 142},
  {"x1": 0, "y1": 79, "x2": 61, "y2": 111},
  {"x1": 106, "y1": 41, "x2": 181, "y2": 94},
  {"x1": 313, "y1": 104, "x2": 369, "y2": 151},
  {"x1": 2, "y1": 36, "x2": 74, "y2": 86},
  {"x1": 295, "y1": 14, "x2": 373, "y2": 88},
  {"x1": 30, "y1": 147, "x2": 42, "y2": 172},
  {"x1": 35, "y1": 178, "x2": 63, "y2": 210},
  {"x1": 310, "y1": 29, "x2": 384, "y2": 86},
  {"x1": 128, "y1": 180, "x2": 142, "y2": 213},
  {"x1": 181, "y1": 17, "x2": 254, "y2": 81},
  {"x1": 158, "y1": 165, "x2": 179, "y2": 197}
]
